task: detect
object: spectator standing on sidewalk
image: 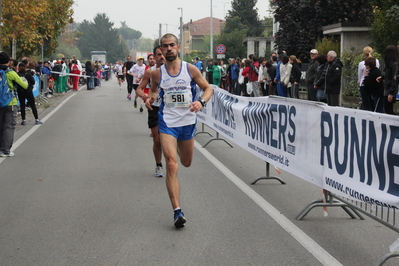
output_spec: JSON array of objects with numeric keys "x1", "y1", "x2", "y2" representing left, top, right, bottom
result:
[
  {"x1": 248, "y1": 54, "x2": 260, "y2": 97},
  {"x1": 0, "y1": 52, "x2": 29, "y2": 157},
  {"x1": 325, "y1": 51, "x2": 343, "y2": 106},
  {"x1": 289, "y1": 55, "x2": 302, "y2": 99},
  {"x1": 382, "y1": 45, "x2": 399, "y2": 114},
  {"x1": 313, "y1": 55, "x2": 328, "y2": 103},
  {"x1": 17, "y1": 63, "x2": 42, "y2": 126},
  {"x1": 41, "y1": 61, "x2": 51, "y2": 75},
  {"x1": 305, "y1": 49, "x2": 319, "y2": 101},
  {"x1": 206, "y1": 59, "x2": 213, "y2": 84},
  {"x1": 358, "y1": 46, "x2": 380, "y2": 110},
  {"x1": 193, "y1": 57, "x2": 203, "y2": 73},
  {"x1": 258, "y1": 58, "x2": 268, "y2": 96},
  {"x1": 212, "y1": 60, "x2": 222, "y2": 88},
  {"x1": 241, "y1": 59, "x2": 250, "y2": 96},
  {"x1": 70, "y1": 59, "x2": 80, "y2": 91},
  {"x1": 362, "y1": 57, "x2": 384, "y2": 112},
  {"x1": 278, "y1": 55, "x2": 292, "y2": 97},
  {"x1": 85, "y1": 61, "x2": 94, "y2": 90},
  {"x1": 227, "y1": 58, "x2": 240, "y2": 95}
]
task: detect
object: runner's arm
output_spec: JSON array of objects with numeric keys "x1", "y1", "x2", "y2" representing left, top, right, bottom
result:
[
  {"x1": 145, "y1": 69, "x2": 160, "y2": 110},
  {"x1": 136, "y1": 68, "x2": 151, "y2": 101}
]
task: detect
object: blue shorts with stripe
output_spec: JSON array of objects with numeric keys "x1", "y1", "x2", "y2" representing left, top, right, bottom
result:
[{"x1": 158, "y1": 119, "x2": 196, "y2": 141}]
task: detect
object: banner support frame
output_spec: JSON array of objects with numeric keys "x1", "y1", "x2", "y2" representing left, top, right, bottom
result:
[
  {"x1": 251, "y1": 162, "x2": 286, "y2": 185},
  {"x1": 295, "y1": 190, "x2": 364, "y2": 220}
]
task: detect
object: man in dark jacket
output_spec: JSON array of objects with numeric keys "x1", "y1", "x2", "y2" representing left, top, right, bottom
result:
[
  {"x1": 305, "y1": 49, "x2": 319, "y2": 101},
  {"x1": 325, "y1": 51, "x2": 343, "y2": 106},
  {"x1": 226, "y1": 58, "x2": 240, "y2": 95}
]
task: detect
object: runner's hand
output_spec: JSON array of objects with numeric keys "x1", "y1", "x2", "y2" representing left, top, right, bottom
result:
[
  {"x1": 145, "y1": 97, "x2": 155, "y2": 110},
  {"x1": 141, "y1": 93, "x2": 148, "y2": 102},
  {"x1": 189, "y1": 101, "x2": 203, "y2": 113}
]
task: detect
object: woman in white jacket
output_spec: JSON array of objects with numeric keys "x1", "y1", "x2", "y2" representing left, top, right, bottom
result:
[{"x1": 278, "y1": 55, "x2": 292, "y2": 97}]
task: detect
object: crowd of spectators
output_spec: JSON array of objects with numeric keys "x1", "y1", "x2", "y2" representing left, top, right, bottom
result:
[{"x1": 202, "y1": 44, "x2": 399, "y2": 115}]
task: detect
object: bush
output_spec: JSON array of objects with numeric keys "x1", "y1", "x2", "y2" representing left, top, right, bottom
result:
[{"x1": 315, "y1": 37, "x2": 340, "y2": 56}]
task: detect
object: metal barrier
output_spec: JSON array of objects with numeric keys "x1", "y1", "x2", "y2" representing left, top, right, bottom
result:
[
  {"x1": 38, "y1": 74, "x2": 50, "y2": 104},
  {"x1": 251, "y1": 162, "x2": 286, "y2": 185},
  {"x1": 202, "y1": 131, "x2": 234, "y2": 148},
  {"x1": 296, "y1": 190, "x2": 399, "y2": 266},
  {"x1": 195, "y1": 122, "x2": 213, "y2": 137},
  {"x1": 195, "y1": 121, "x2": 233, "y2": 148}
]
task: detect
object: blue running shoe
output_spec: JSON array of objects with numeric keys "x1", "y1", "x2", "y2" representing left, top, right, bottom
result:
[{"x1": 174, "y1": 210, "x2": 186, "y2": 228}]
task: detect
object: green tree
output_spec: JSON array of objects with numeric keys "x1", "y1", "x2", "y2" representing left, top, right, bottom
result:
[
  {"x1": 215, "y1": 16, "x2": 248, "y2": 59},
  {"x1": 262, "y1": 17, "x2": 273, "y2": 37},
  {"x1": 77, "y1": 13, "x2": 129, "y2": 63},
  {"x1": 137, "y1": 38, "x2": 154, "y2": 52},
  {"x1": 1, "y1": 0, "x2": 74, "y2": 57},
  {"x1": 118, "y1": 21, "x2": 142, "y2": 40},
  {"x1": 228, "y1": 0, "x2": 263, "y2": 37},
  {"x1": 273, "y1": 0, "x2": 372, "y2": 62},
  {"x1": 369, "y1": 1, "x2": 399, "y2": 53},
  {"x1": 118, "y1": 21, "x2": 142, "y2": 50}
]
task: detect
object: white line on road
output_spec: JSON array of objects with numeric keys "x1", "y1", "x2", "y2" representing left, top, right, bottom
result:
[
  {"x1": 194, "y1": 141, "x2": 343, "y2": 266},
  {"x1": 0, "y1": 91, "x2": 78, "y2": 165}
]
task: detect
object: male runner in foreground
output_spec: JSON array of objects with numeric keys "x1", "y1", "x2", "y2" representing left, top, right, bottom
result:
[{"x1": 146, "y1": 34, "x2": 213, "y2": 228}]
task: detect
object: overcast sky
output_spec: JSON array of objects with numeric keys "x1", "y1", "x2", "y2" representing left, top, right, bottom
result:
[{"x1": 72, "y1": 0, "x2": 271, "y2": 39}]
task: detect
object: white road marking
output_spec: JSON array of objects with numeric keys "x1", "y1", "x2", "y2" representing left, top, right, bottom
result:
[
  {"x1": 0, "y1": 92, "x2": 78, "y2": 164},
  {"x1": 194, "y1": 141, "x2": 343, "y2": 266}
]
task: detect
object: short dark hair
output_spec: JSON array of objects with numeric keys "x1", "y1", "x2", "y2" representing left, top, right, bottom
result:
[
  {"x1": 153, "y1": 45, "x2": 161, "y2": 55},
  {"x1": 365, "y1": 57, "x2": 376, "y2": 68},
  {"x1": 160, "y1": 33, "x2": 178, "y2": 45},
  {"x1": 281, "y1": 55, "x2": 289, "y2": 64},
  {"x1": 316, "y1": 54, "x2": 327, "y2": 65}
]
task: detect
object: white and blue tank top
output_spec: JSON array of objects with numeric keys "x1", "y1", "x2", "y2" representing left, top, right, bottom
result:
[{"x1": 158, "y1": 61, "x2": 197, "y2": 127}]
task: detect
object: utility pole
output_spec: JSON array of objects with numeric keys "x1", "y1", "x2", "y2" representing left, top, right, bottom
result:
[
  {"x1": 159, "y1": 23, "x2": 162, "y2": 43},
  {"x1": 210, "y1": 0, "x2": 213, "y2": 59},
  {"x1": 178, "y1": 8, "x2": 184, "y2": 59}
]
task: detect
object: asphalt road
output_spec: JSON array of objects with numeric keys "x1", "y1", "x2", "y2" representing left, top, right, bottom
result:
[{"x1": 0, "y1": 78, "x2": 398, "y2": 266}]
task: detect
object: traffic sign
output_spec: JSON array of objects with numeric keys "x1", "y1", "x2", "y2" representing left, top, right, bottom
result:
[{"x1": 216, "y1": 44, "x2": 226, "y2": 54}]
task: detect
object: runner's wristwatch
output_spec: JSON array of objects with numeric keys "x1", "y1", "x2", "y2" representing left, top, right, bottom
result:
[{"x1": 198, "y1": 98, "x2": 206, "y2": 107}]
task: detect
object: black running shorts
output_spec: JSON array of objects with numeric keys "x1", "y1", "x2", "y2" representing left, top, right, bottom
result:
[{"x1": 148, "y1": 106, "x2": 159, "y2": 128}]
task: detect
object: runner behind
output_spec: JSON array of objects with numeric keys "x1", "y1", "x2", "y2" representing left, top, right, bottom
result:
[
  {"x1": 114, "y1": 61, "x2": 124, "y2": 89},
  {"x1": 137, "y1": 47, "x2": 164, "y2": 177},
  {"x1": 128, "y1": 57, "x2": 146, "y2": 111}
]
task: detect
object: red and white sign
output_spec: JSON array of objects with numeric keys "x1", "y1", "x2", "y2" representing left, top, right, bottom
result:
[{"x1": 216, "y1": 44, "x2": 226, "y2": 54}]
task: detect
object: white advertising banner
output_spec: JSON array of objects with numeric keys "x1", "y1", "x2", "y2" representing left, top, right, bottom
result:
[{"x1": 197, "y1": 86, "x2": 399, "y2": 209}]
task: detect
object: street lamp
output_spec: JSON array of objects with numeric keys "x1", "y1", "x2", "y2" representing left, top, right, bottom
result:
[
  {"x1": 210, "y1": 0, "x2": 213, "y2": 59},
  {"x1": 178, "y1": 7, "x2": 184, "y2": 59}
]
